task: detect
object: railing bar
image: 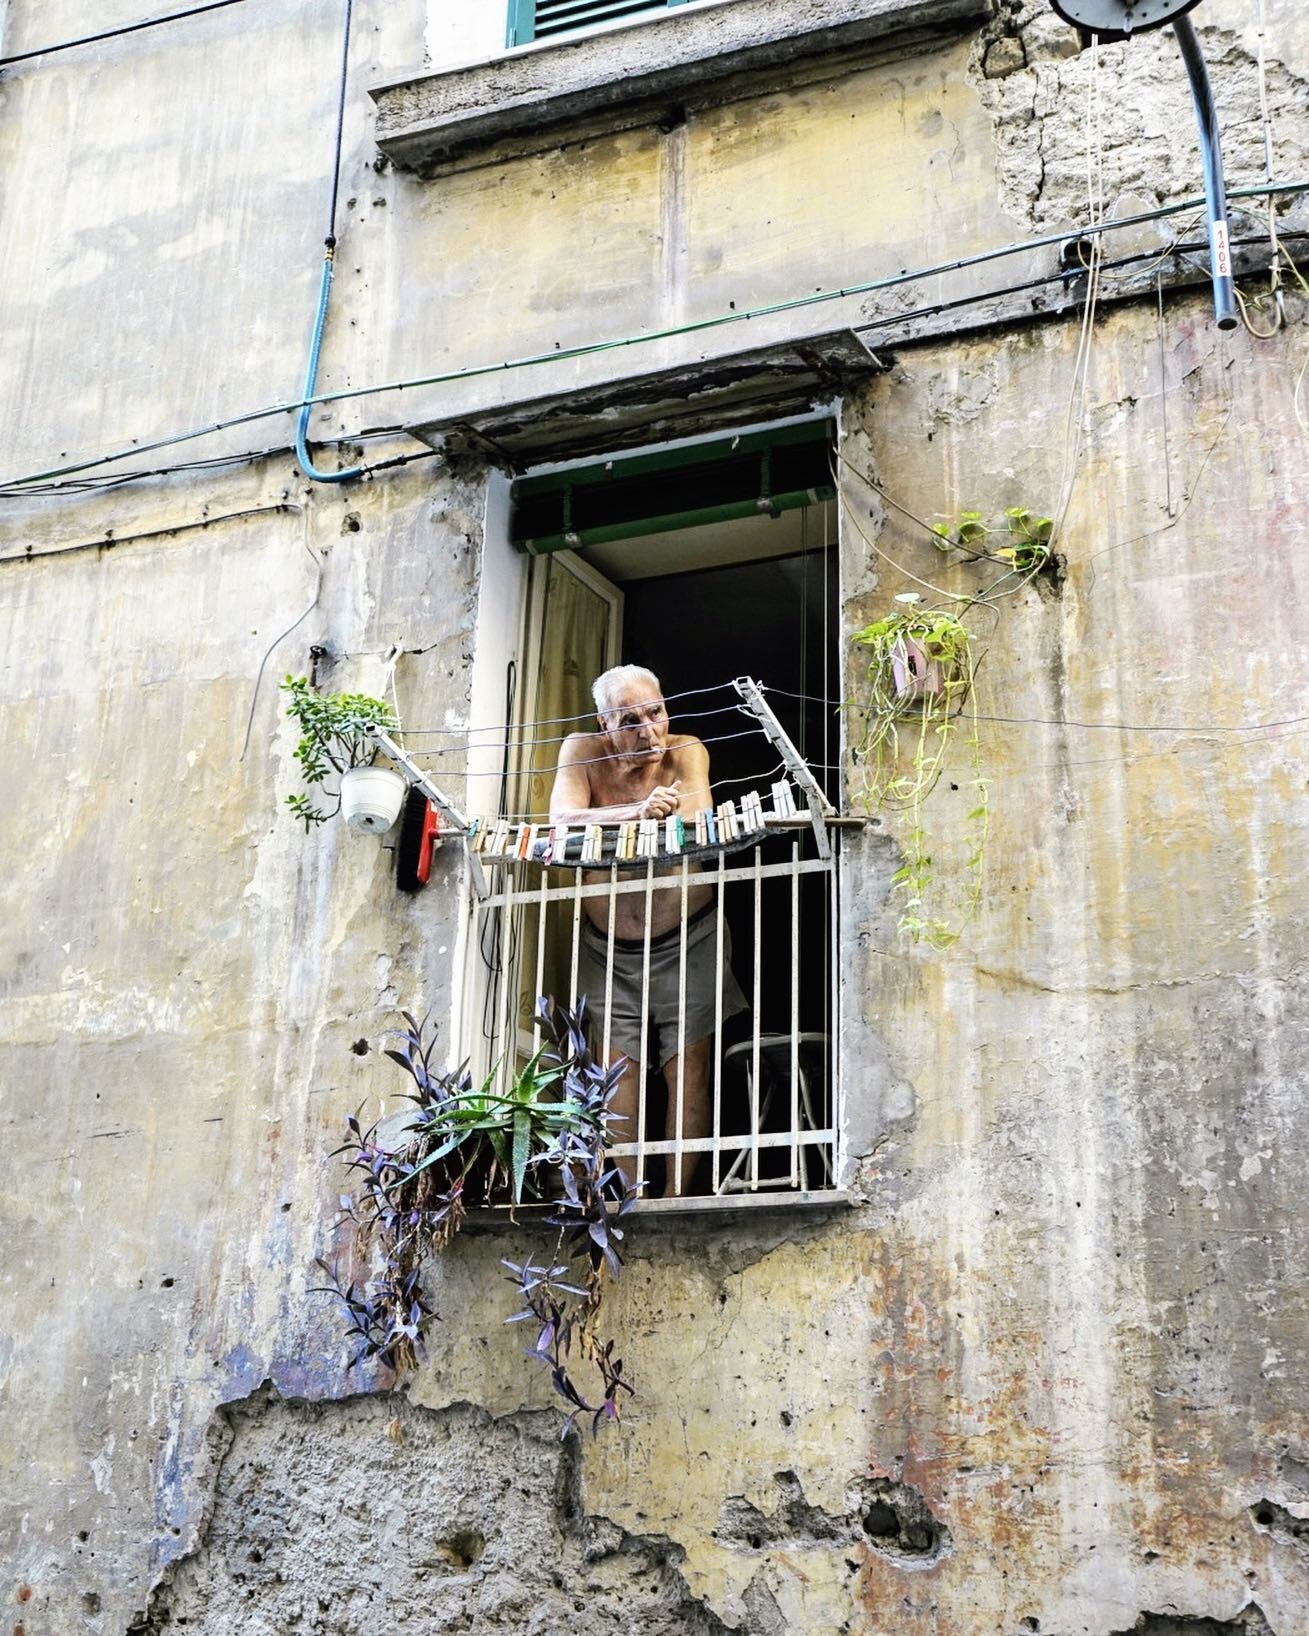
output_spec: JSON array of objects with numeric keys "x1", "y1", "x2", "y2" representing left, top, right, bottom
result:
[
  {"x1": 496, "y1": 900, "x2": 517, "y2": 1100},
  {"x1": 532, "y1": 868, "x2": 547, "y2": 1055},
  {"x1": 602, "y1": 863, "x2": 617, "y2": 1070},
  {"x1": 568, "y1": 870, "x2": 583, "y2": 1025},
  {"x1": 673, "y1": 856, "x2": 689, "y2": 1196},
  {"x1": 478, "y1": 854, "x2": 831, "y2": 908},
  {"x1": 830, "y1": 830, "x2": 841, "y2": 1187},
  {"x1": 637, "y1": 861, "x2": 654, "y2": 1192},
  {"x1": 607, "y1": 1129, "x2": 836, "y2": 1158},
  {"x1": 711, "y1": 851, "x2": 725, "y2": 1196},
  {"x1": 790, "y1": 837, "x2": 801, "y2": 1188},
  {"x1": 750, "y1": 843, "x2": 762, "y2": 1192},
  {"x1": 448, "y1": 880, "x2": 472, "y2": 1074}
]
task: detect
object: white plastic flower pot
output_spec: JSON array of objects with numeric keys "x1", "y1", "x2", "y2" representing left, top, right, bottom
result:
[{"x1": 340, "y1": 766, "x2": 407, "y2": 833}]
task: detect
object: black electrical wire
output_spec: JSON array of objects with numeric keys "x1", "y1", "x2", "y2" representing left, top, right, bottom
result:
[
  {"x1": 5, "y1": 183, "x2": 1306, "y2": 495},
  {"x1": 0, "y1": 0, "x2": 264, "y2": 67},
  {"x1": 0, "y1": 426, "x2": 430, "y2": 498}
]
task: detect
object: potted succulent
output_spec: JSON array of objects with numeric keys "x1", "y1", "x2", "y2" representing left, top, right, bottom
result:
[
  {"x1": 281, "y1": 674, "x2": 405, "y2": 833},
  {"x1": 315, "y1": 997, "x2": 641, "y2": 1435}
]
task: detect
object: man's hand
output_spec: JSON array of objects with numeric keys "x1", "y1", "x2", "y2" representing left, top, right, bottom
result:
[{"x1": 638, "y1": 781, "x2": 681, "y2": 820}]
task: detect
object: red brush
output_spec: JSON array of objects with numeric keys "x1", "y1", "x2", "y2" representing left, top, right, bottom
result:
[{"x1": 396, "y1": 787, "x2": 440, "y2": 892}]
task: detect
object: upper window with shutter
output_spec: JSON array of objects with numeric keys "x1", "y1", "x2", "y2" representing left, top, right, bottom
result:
[{"x1": 506, "y1": 0, "x2": 693, "y2": 48}]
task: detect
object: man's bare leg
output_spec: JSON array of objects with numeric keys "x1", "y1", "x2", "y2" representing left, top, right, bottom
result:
[
  {"x1": 607, "y1": 1055, "x2": 646, "y2": 1190},
  {"x1": 663, "y1": 1037, "x2": 711, "y2": 1198}
]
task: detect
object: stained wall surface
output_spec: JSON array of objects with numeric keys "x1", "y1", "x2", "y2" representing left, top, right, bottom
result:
[{"x1": 1, "y1": 0, "x2": 1307, "y2": 1632}]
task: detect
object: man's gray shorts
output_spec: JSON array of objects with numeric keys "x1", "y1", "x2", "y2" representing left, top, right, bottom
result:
[{"x1": 578, "y1": 902, "x2": 748, "y2": 1070}]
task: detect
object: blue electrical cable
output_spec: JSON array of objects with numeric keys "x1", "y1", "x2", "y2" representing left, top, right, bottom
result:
[{"x1": 296, "y1": 0, "x2": 361, "y2": 484}]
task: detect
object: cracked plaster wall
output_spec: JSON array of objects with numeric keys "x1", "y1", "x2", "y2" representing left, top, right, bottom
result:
[{"x1": 972, "y1": 0, "x2": 1309, "y2": 230}]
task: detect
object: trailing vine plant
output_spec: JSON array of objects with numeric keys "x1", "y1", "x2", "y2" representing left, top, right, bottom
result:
[
  {"x1": 932, "y1": 505, "x2": 1055, "y2": 578},
  {"x1": 848, "y1": 498, "x2": 1055, "y2": 948},
  {"x1": 851, "y1": 599, "x2": 988, "y2": 949},
  {"x1": 314, "y1": 996, "x2": 642, "y2": 1436}
]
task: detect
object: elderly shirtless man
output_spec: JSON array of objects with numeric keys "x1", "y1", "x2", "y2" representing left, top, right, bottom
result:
[{"x1": 549, "y1": 664, "x2": 747, "y2": 1196}]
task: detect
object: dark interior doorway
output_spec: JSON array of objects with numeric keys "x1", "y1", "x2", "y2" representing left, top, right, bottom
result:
[{"x1": 618, "y1": 539, "x2": 839, "y2": 1189}]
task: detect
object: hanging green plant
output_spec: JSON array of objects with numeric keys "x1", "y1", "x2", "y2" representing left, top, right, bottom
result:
[
  {"x1": 932, "y1": 506, "x2": 1055, "y2": 578},
  {"x1": 281, "y1": 674, "x2": 401, "y2": 831},
  {"x1": 850, "y1": 599, "x2": 988, "y2": 949}
]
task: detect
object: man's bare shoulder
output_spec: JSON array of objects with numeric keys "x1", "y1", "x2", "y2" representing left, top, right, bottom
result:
[
  {"x1": 667, "y1": 734, "x2": 707, "y2": 761},
  {"x1": 558, "y1": 730, "x2": 605, "y2": 761}
]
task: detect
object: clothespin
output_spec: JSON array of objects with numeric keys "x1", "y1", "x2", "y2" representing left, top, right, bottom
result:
[
  {"x1": 741, "y1": 791, "x2": 766, "y2": 833},
  {"x1": 664, "y1": 814, "x2": 682, "y2": 854}
]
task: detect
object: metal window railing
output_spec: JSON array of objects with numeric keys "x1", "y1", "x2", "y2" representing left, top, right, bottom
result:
[{"x1": 450, "y1": 815, "x2": 842, "y2": 1212}]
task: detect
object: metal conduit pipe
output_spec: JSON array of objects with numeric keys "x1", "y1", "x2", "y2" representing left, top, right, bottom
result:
[
  {"x1": 1049, "y1": 2, "x2": 1237, "y2": 329},
  {"x1": 1173, "y1": 15, "x2": 1238, "y2": 329}
]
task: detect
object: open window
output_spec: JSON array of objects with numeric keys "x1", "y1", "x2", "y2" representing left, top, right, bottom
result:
[{"x1": 454, "y1": 419, "x2": 845, "y2": 1213}]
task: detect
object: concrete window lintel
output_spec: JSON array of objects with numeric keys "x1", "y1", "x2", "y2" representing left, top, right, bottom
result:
[{"x1": 371, "y1": 0, "x2": 993, "y2": 175}]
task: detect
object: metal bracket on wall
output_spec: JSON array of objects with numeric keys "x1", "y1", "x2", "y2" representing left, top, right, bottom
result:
[
  {"x1": 366, "y1": 724, "x2": 489, "y2": 899},
  {"x1": 732, "y1": 676, "x2": 835, "y2": 860}
]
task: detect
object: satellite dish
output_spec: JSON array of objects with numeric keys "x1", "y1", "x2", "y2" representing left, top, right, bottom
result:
[{"x1": 1050, "y1": 0, "x2": 1203, "y2": 38}]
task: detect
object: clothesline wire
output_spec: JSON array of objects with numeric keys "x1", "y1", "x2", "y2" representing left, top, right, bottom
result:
[
  {"x1": 411, "y1": 726, "x2": 767, "y2": 776},
  {"x1": 765, "y1": 684, "x2": 1309, "y2": 737},
  {"x1": 459, "y1": 718, "x2": 1309, "y2": 826},
  {"x1": 407, "y1": 699, "x2": 751, "y2": 754},
  {"x1": 400, "y1": 679, "x2": 732, "y2": 739},
  {"x1": 449, "y1": 761, "x2": 793, "y2": 826}
]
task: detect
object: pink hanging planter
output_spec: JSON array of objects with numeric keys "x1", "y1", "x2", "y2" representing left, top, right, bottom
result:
[{"x1": 890, "y1": 635, "x2": 943, "y2": 702}]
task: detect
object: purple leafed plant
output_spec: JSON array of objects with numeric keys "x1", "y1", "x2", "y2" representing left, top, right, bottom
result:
[{"x1": 315, "y1": 996, "x2": 643, "y2": 1430}]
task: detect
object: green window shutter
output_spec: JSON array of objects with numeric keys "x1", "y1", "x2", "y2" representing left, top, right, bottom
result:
[
  {"x1": 508, "y1": 422, "x2": 836, "y2": 555},
  {"x1": 507, "y1": 0, "x2": 691, "y2": 49}
]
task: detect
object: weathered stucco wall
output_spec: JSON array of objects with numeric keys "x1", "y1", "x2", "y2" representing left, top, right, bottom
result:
[
  {"x1": 1, "y1": 0, "x2": 1307, "y2": 1632},
  {"x1": 0, "y1": 457, "x2": 488, "y2": 1630}
]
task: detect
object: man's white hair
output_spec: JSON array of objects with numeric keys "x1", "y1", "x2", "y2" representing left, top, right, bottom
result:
[{"x1": 593, "y1": 663, "x2": 662, "y2": 718}]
